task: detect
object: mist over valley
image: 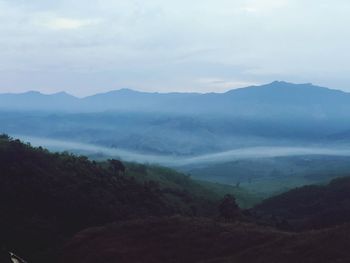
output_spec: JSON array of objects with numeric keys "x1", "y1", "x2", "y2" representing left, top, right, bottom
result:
[
  {"x1": 3, "y1": 1, "x2": 350, "y2": 261},
  {"x1": 4, "y1": 81, "x2": 350, "y2": 196}
]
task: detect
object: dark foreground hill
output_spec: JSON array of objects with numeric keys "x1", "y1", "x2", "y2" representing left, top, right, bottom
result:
[
  {"x1": 59, "y1": 177, "x2": 350, "y2": 263},
  {"x1": 3, "y1": 135, "x2": 350, "y2": 263},
  {"x1": 0, "y1": 135, "x2": 169, "y2": 262},
  {"x1": 61, "y1": 216, "x2": 350, "y2": 263},
  {"x1": 0, "y1": 135, "x2": 242, "y2": 262},
  {"x1": 252, "y1": 176, "x2": 350, "y2": 231}
]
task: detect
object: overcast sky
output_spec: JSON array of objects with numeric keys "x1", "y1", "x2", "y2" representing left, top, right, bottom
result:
[{"x1": 0, "y1": 0, "x2": 350, "y2": 96}]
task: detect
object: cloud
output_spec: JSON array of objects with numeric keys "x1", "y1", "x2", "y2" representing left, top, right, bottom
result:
[
  {"x1": 41, "y1": 17, "x2": 99, "y2": 30},
  {"x1": 15, "y1": 135, "x2": 350, "y2": 166},
  {"x1": 241, "y1": 0, "x2": 289, "y2": 13},
  {"x1": 0, "y1": 0, "x2": 350, "y2": 95}
]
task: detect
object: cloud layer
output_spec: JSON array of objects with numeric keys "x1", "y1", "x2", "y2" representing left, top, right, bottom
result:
[
  {"x1": 16, "y1": 135, "x2": 350, "y2": 166},
  {"x1": 0, "y1": 0, "x2": 349, "y2": 95}
]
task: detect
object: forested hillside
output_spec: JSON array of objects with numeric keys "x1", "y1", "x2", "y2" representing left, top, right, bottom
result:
[
  {"x1": 3, "y1": 135, "x2": 350, "y2": 263},
  {"x1": 251, "y1": 176, "x2": 350, "y2": 231},
  {"x1": 62, "y1": 216, "x2": 350, "y2": 263},
  {"x1": 61, "y1": 177, "x2": 350, "y2": 263},
  {"x1": 0, "y1": 135, "x2": 240, "y2": 262}
]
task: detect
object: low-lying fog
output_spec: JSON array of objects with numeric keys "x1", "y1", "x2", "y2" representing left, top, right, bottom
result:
[{"x1": 15, "y1": 135, "x2": 350, "y2": 167}]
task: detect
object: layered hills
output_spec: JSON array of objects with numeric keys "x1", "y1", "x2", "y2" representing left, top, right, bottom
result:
[
  {"x1": 0, "y1": 135, "x2": 248, "y2": 262},
  {"x1": 2, "y1": 82, "x2": 350, "y2": 119},
  {"x1": 2, "y1": 136, "x2": 350, "y2": 262},
  {"x1": 2, "y1": 81, "x2": 350, "y2": 157}
]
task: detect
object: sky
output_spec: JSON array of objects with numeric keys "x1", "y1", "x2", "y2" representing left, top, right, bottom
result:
[{"x1": 0, "y1": 0, "x2": 350, "y2": 96}]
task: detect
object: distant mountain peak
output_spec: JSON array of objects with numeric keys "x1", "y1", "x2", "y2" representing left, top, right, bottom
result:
[
  {"x1": 112, "y1": 88, "x2": 139, "y2": 93},
  {"x1": 267, "y1": 81, "x2": 314, "y2": 87},
  {"x1": 52, "y1": 91, "x2": 76, "y2": 98},
  {"x1": 270, "y1": 80, "x2": 289, "y2": 85},
  {"x1": 53, "y1": 91, "x2": 70, "y2": 95},
  {"x1": 23, "y1": 90, "x2": 42, "y2": 95},
  {"x1": 94, "y1": 88, "x2": 141, "y2": 96}
]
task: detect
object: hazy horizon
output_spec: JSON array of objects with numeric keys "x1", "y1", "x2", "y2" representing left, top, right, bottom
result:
[{"x1": 0, "y1": 80, "x2": 347, "y2": 97}]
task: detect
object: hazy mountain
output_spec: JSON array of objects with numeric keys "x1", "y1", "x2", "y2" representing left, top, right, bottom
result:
[
  {"x1": 2, "y1": 81, "x2": 350, "y2": 117},
  {"x1": 0, "y1": 91, "x2": 79, "y2": 111},
  {"x1": 2, "y1": 81, "x2": 350, "y2": 156},
  {"x1": 81, "y1": 88, "x2": 201, "y2": 113}
]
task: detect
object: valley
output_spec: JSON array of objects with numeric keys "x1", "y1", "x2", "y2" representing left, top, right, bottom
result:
[
  {"x1": 2, "y1": 1, "x2": 349, "y2": 261},
  {"x1": 2, "y1": 136, "x2": 350, "y2": 262},
  {"x1": 2, "y1": 82, "x2": 350, "y2": 262}
]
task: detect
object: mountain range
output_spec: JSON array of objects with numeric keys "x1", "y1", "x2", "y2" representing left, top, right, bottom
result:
[
  {"x1": 2, "y1": 81, "x2": 350, "y2": 157},
  {"x1": 2, "y1": 81, "x2": 350, "y2": 119}
]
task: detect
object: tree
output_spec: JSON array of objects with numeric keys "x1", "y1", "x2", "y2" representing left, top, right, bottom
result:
[
  {"x1": 219, "y1": 194, "x2": 240, "y2": 221},
  {"x1": 108, "y1": 159, "x2": 126, "y2": 175}
]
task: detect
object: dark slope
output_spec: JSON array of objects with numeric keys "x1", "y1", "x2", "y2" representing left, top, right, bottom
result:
[
  {"x1": 61, "y1": 216, "x2": 350, "y2": 263},
  {"x1": 124, "y1": 163, "x2": 260, "y2": 210},
  {"x1": 0, "y1": 135, "x2": 171, "y2": 262},
  {"x1": 252, "y1": 176, "x2": 350, "y2": 231},
  {"x1": 185, "y1": 155, "x2": 350, "y2": 195},
  {"x1": 0, "y1": 136, "x2": 231, "y2": 262}
]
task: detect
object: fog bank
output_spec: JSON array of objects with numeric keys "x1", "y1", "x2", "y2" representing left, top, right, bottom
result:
[{"x1": 15, "y1": 135, "x2": 350, "y2": 167}]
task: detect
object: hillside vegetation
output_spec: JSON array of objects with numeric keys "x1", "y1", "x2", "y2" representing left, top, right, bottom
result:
[
  {"x1": 60, "y1": 173, "x2": 350, "y2": 263},
  {"x1": 0, "y1": 135, "x2": 244, "y2": 262},
  {"x1": 185, "y1": 155, "x2": 350, "y2": 195},
  {"x1": 62, "y1": 216, "x2": 350, "y2": 263},
  {"x1": 3, "y1": 135, "x2": 350, "y2": 262},
  {"x1": 252, "y1": 176, "x2": 350, "y2": 231},
  {"x1": 125, "y1": 163, "x2": 261, "y2": 209}
]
